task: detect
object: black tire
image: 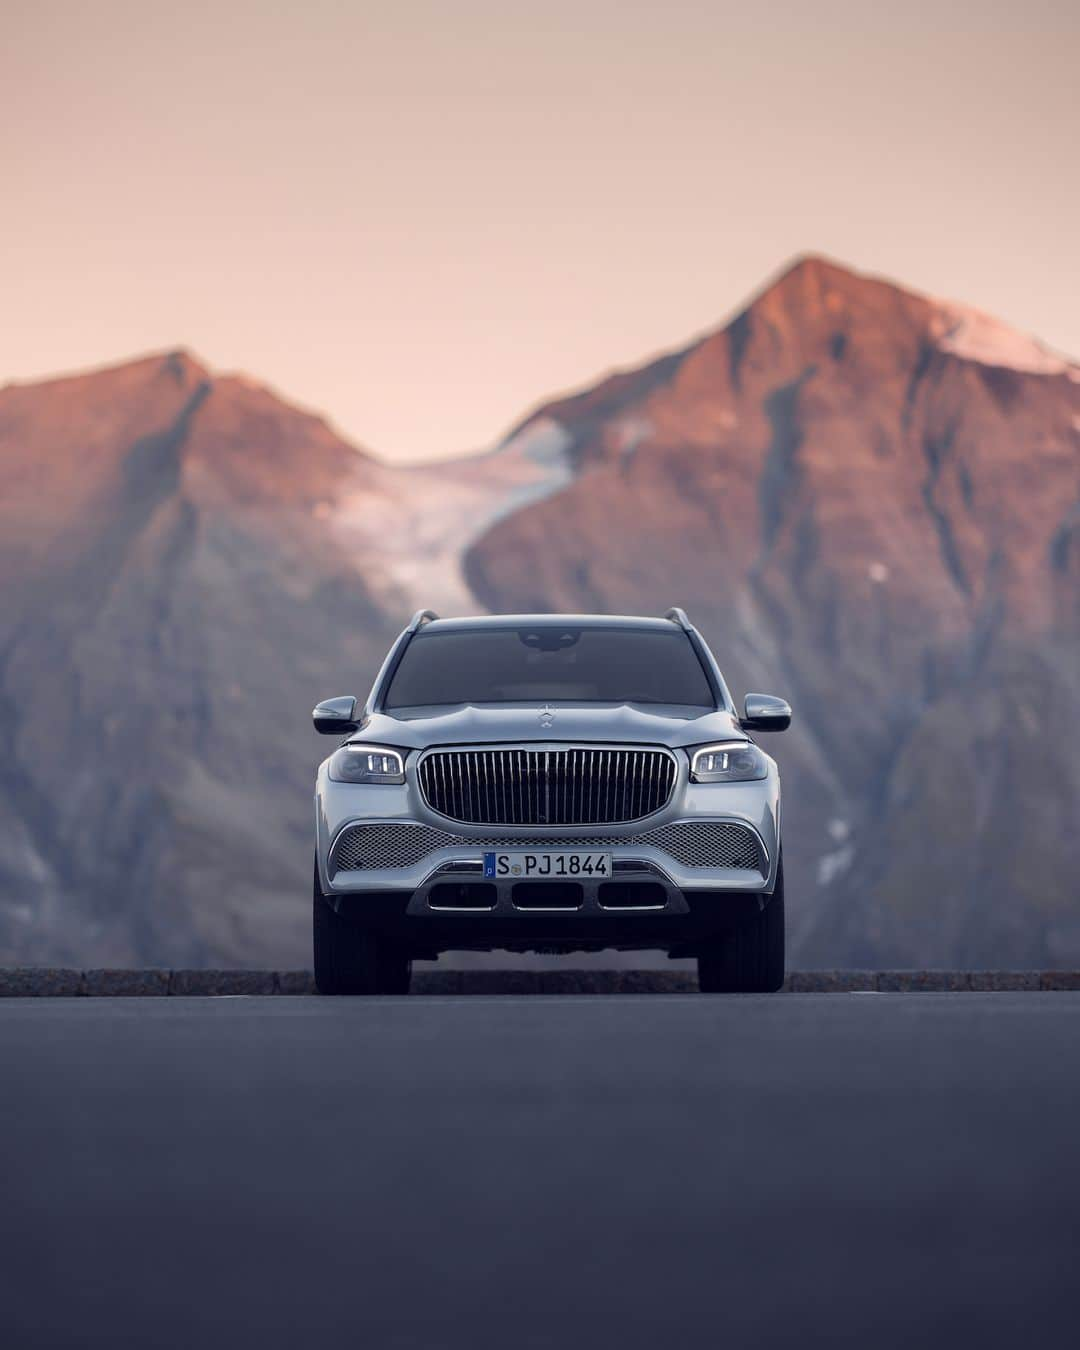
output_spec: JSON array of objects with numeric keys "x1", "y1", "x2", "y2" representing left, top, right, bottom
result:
[
  {"x1": 313, "y1": 860, "x2": 412, "y2": 995},
  {"x1": 698, "y1": 858, "x2": 785, "y2": 993}
]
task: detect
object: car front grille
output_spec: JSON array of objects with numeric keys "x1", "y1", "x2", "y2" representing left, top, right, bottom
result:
[
  {"x1": 329, "y1": 820, "x2": 763, "y2": 876},
  {"x1": 417, "y1": 747, "x2": 676, "y2": 826}
]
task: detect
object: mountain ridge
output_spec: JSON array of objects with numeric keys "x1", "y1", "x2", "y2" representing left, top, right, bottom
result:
[
  {"x1": 10, "y1": 253, "x2": 1075, "y2": 469},
  {"x1": 1, "y1": 255, "x2": 1077, "y2": 967}
]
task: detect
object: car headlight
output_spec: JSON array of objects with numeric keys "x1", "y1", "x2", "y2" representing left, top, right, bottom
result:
[
  {"x1": 328, "y1": 745, "x2": 406, "y2": 784},
  {"x1": 690, "y1": 742, "x2": 769, "y2": 783}
]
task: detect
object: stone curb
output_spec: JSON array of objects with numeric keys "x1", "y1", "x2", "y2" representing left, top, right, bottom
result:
[
  {"x1": 1, "y1": 969, "x2": 1079, "y2": 996},
  {"x1": 0, "y1": 969, "x2": 86, "y2": 997},
  {"x1": 168, "y1": 970, "x2": 277, "y2": 996},
  {"x1": 83, "y1": 969, "x2": 170, "y2": 997}
]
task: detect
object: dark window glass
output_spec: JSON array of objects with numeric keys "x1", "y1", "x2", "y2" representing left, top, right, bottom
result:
[{"x1": 384, "y1": 626, "x2": 715, "y2": 709}]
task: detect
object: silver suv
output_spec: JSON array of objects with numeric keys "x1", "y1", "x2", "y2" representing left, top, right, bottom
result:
[{"x1": 312, "y1": 610, "x2": 790, "y2": 994}]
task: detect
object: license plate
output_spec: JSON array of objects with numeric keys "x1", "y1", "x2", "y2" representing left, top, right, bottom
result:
[{"x1": 483, "y1": 851, "x2": 612, "y2": 879}]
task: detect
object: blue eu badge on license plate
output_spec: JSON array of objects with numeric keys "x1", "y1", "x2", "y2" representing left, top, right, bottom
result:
[{"x1": 483, "y1": 852, "x2": 496, "y2": 878}]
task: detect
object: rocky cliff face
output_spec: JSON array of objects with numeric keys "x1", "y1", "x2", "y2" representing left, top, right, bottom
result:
[
  {"x1": 0, "y1": 353, "x2": 385, "y2": 963},
  {"x1": 0, "y1": 351, "x2": 573, "y2": 965},
  {"x1": 465, "y1": 257, "x2": 1080, "y2": 966},
  {"x1": 2, "y1": 258, "x2": 1078, "y2": 967}
]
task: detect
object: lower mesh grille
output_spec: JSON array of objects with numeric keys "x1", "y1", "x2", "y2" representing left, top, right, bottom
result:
[
  {"x1": 331, "y1": 824, "x2": 458, "y2": 872},
  {"x1": 329, "y1": 820, "x2": 763, "y2": 875},
  {"x1": 644, "y1": 821, "x2": 761, "y2": 869}
]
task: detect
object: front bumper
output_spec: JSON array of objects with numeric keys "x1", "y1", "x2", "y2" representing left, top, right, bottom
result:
[{"x1": 315, "y1": 752, "x2": 781, "y2": 909}]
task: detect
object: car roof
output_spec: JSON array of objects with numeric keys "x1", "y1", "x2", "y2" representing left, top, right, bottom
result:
[{"x1": 418, "y1": 614, "x2": 683, "y2": 634}]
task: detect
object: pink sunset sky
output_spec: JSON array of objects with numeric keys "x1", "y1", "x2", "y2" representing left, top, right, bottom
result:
[{"x1": 3, "y1": 0, "x2": 1078, "y2": 461}]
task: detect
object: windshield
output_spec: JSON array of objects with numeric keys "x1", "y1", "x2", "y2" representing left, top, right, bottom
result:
[{"x1": 383, "y1": 625, "x2": 716, "y2": 709}]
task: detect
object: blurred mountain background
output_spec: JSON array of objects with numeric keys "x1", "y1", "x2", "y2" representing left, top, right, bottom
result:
[{"x1": 2, "y1": 256, "x2": 1078, "y2": 968}]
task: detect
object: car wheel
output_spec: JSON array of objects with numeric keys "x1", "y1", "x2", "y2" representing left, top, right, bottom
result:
[
  {"x1": 313, "y1": 859, "x2": 412, "y2": 995},
  {"x1": 698, "y1": 858, "x2": 785, "y2": 993}
]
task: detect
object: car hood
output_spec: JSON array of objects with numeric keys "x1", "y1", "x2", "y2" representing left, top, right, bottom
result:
[{"x1": 349, "y1": 703, "x2": 746, "y2": 751}]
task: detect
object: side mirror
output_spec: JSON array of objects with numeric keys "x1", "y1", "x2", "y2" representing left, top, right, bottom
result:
[
  {"x1": 312, "y1": 696, "x2": 359, "y2": 735},
  {"x1": 741, "y1": 693, "x2": 791, "y2": 733}
]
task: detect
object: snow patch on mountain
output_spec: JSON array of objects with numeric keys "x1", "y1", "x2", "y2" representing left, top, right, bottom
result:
[
  {"x1": 931, "y1": 302, "x2": 1077, "y2": 377},
  {"x1": 817, "y1": 843, "x2": 855, "y2": 886}
]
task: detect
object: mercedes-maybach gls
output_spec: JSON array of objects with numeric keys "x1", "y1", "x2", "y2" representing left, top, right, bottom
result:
[{"x1": 312, "y1": 610, "x2": 790, "y2": 994}]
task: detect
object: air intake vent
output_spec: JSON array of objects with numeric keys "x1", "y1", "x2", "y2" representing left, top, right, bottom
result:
[
  {"x1": 417, "y1": 747, "x2": 676, "y2": 826},
  {"x1": 329, "y1": 820, "x2": 764, "y2": 876}
]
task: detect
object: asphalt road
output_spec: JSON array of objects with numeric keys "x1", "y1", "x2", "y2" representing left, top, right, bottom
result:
[{"x1": 2, "y1": 994, "x2": 1079, "y2": 1349}]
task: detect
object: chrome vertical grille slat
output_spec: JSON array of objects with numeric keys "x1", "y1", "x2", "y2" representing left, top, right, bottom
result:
[{"x1": 417, "y1": 747, "x2": 677, "y2": 827}]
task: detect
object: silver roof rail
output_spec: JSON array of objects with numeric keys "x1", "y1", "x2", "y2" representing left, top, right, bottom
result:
[
  {"x1": 664, "y1": 607, "x2": 692, "y2": 631},
  {"x1": 407, "y1": 609, "x2": 440, "y2": 632}
]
